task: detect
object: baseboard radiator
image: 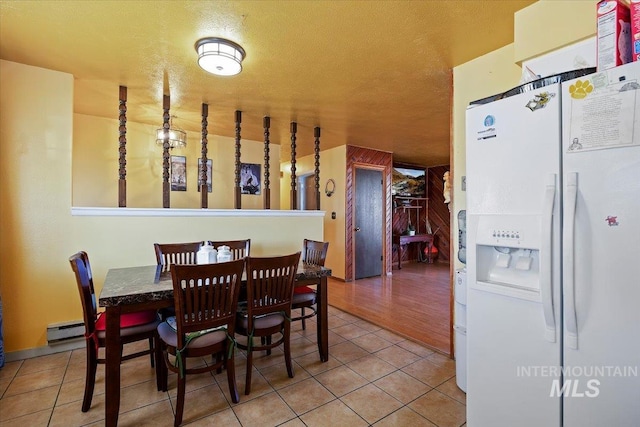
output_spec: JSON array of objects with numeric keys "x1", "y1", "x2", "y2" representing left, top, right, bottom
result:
[{"x1": 47, "y1": 320, "x2": 85, "y2": 344}]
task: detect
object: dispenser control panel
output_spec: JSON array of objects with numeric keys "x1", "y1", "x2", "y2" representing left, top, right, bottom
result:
[
  {"x1": 473, "y1": 214, "x2": 542, "y2": 249},
  {"x1": 491, "y1": 230, "x2": 521, "y2": 240},
  {"x1": 474, "y1": 214, "x2": 540, "y2": 249}
]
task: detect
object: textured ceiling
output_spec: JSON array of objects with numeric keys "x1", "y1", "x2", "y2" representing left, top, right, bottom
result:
[{"x1": 0, "y1": 0, "x2": 535, "y2": 166}]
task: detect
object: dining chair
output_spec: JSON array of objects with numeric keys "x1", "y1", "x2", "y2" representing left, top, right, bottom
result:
[
  {"x1": 235, "y1": 252, "x2": 301, "y2": 395},
  {"x1": 154, "y1": 241, "x2": 205, "y2": 320},
  {"x1": 154, "y1": 241, "x2": 204, "y2": 267},
  {"x1": 68, "y1": 251, "x2": 161, "y2": 412},
  {"x1": 157, "y1": 259, "x2": 244, "y2": 426},
  {"x1": 292, "y1": 239, "x2": 329, "y2": 330},
  {"x1": 207, "y1": 239, "x2": 251, "y2": 260}
]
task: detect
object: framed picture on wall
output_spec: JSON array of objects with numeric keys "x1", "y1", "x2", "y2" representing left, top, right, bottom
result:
[
  {"x1": 240, "y1": 163, "x2": 261, "y2": 195},
  {"x1": 392, "y1": 164, "x2": 426, "y2": 197},
  {"x1": 170, "y1": 155, "x2": 187, "y2": 191},
  {"x1": 197, "y1": 158, "x2": 213, "y2": 193}
]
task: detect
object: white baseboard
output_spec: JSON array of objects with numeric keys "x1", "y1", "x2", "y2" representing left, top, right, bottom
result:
[{"x1": 4, "y1": 338, "x2": 85, "y2": 362}]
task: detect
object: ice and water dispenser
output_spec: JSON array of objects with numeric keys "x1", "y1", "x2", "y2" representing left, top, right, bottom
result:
[{"x1": 473, "y1": 215, "x2": 542, "y2": 300}]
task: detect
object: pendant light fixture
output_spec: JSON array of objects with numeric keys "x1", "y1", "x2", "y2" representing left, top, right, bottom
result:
[
  {"x1": 156, "y1": 115, "x2": 187, "y2": 149},
  {"x1": 195, "y1": 37, "x2": 246, "y2": 76}
]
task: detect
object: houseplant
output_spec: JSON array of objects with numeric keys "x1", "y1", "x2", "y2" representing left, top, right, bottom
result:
[{"x1": 406, "y1": 219, "x2": 416, "y2": 236}]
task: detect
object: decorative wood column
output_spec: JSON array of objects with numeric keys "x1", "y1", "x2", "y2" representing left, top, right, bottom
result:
[
  {"x1": 234, "y1": 110, "x2": 242, "y2": 209},
  {"x1": 290, "y1": 121, "x2": 298, "y2": 210},
  {"x1": 263, "y1": 116, "x2": 271, "y2": 209},
  {"x1": 314, "y1": 126, "x2": 321, "y2": 210},
  {"x1": 118, "y1": 86, "x2": 127, "y2": 207},
  {"x1": 161, "y1": 95, "x2": 171, "y2": 208},
  {"x1": 200, "y1": 103, "x2": 209, "y2": 208}
]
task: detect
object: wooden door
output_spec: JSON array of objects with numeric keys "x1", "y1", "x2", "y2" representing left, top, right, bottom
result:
[{"x1": 354, "y1": 167, "x2": 383, "y2": 279}]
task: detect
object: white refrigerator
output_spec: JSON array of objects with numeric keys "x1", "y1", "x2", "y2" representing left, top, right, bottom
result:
[{"x1": 465, "y1": 61, "x2": 640, "y2": 427}]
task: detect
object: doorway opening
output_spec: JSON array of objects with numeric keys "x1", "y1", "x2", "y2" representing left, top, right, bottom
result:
[{"x1": 297, "y1": 173, "x2": 318, "y2": 210}]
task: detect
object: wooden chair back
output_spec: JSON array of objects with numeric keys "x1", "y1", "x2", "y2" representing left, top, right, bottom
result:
[
  {"x1": 154, "y1": 241, "x2": 203, "y2": 266},
  {"x1": 170, "y1": 259, "x2": 244, "y2": 349},
  {"x1": 302, "y1": 239, "x2": 329, "y2": 267},
  {"x1": 69, "y1": 251, "x2": 98, "y2": 336},
  {"x1": 70, "y1": 250, "x2": 160, "y2": 412},
  {"x1": 208, "y1": 239, "x2": 251, "y2": 260},
  {"x1": 245, "y1": 252, "x2": 301, "y2": 321}
]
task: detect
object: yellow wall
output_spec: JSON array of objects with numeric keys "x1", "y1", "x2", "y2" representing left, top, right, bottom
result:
[
  {"x1": 280, "y1": 145, "x2": 347, "y2": 279},
  {"x1": 0, "y1": 60, "x2": 77, "y2": 353},
  {"x1": 70, "y1": 210, "x2": 323, "y2": 281},
  {"x1": 314, "y1": 146, "x2": 347, "y2": 280},
  {"x1": 514, "y1": 0, "x2": 595, "y2": 64},
  {"x1": 73, "y1": 114, "x2": 281, "y2": 209},
  {"x1": 451, "y1": 0, "x2": 597, "y2": 272},
  {"x1": 66, "y1": 210, "x2": 322, "y2": 355},
  {"x1": 0, "y1": 60, "x2": 322, "y2": 356}
]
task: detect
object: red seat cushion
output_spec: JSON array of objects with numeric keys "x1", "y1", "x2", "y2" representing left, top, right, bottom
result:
[
  {"x1": 293, "y1": 286, "x2": 315, "y2": 295},
  {"x1": 95, "y1": 310, "x2": 158, "y2": 331}
]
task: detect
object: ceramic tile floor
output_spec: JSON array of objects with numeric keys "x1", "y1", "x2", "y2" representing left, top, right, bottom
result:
[{"x1": 0, "y1": 307, "x2": 466, "y2": 426}]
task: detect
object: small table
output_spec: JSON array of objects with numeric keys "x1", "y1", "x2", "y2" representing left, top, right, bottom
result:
[
  {"x1": 393, "y1": 233, "x2": 434, "y2": 269},
  {"x1": 99, "y1": 261, "x2": 331, "y2": 427}
]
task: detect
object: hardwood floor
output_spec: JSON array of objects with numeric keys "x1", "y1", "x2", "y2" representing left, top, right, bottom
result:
[{"x1": 328, "y1": 261, "x2": 451, "y2": 355}]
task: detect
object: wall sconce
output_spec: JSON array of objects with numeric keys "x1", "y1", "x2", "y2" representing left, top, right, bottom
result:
[{"x1": 325, "y1": 179, "x2": 336, "y2": 197}]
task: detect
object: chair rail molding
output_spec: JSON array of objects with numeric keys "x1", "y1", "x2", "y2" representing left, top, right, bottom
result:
[{"x1": 71, "y1": 207, "x2": 325, "y2": 217}]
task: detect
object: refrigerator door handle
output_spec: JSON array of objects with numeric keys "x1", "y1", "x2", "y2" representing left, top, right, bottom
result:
[
  {"x1": 565, "y1": 172, "x2": 579, "y2": 349},
  {"x1": 541, "y1": 173, "x2": 557, "y2": 342}
]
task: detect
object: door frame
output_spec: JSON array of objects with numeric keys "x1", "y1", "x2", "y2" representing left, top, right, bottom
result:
[
  {"x1": 351, "y1": 163, "x2": 389, "y2": 281},
  {"x1": 344, "y1": 146, "x2": 393, "y2": 282}
]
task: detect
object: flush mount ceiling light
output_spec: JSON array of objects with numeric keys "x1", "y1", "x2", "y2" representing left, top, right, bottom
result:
[
  {"x1": 156, "y1": 115, "x2": 187, "y2": 149},
  {"x1": 195, "y1": 37, "x2": 246, "y2": 76}
]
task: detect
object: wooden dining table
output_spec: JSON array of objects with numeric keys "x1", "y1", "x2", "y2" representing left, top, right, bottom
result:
[{"x1": 99, "y1": 260, "x2": 331, "y2": 427}]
